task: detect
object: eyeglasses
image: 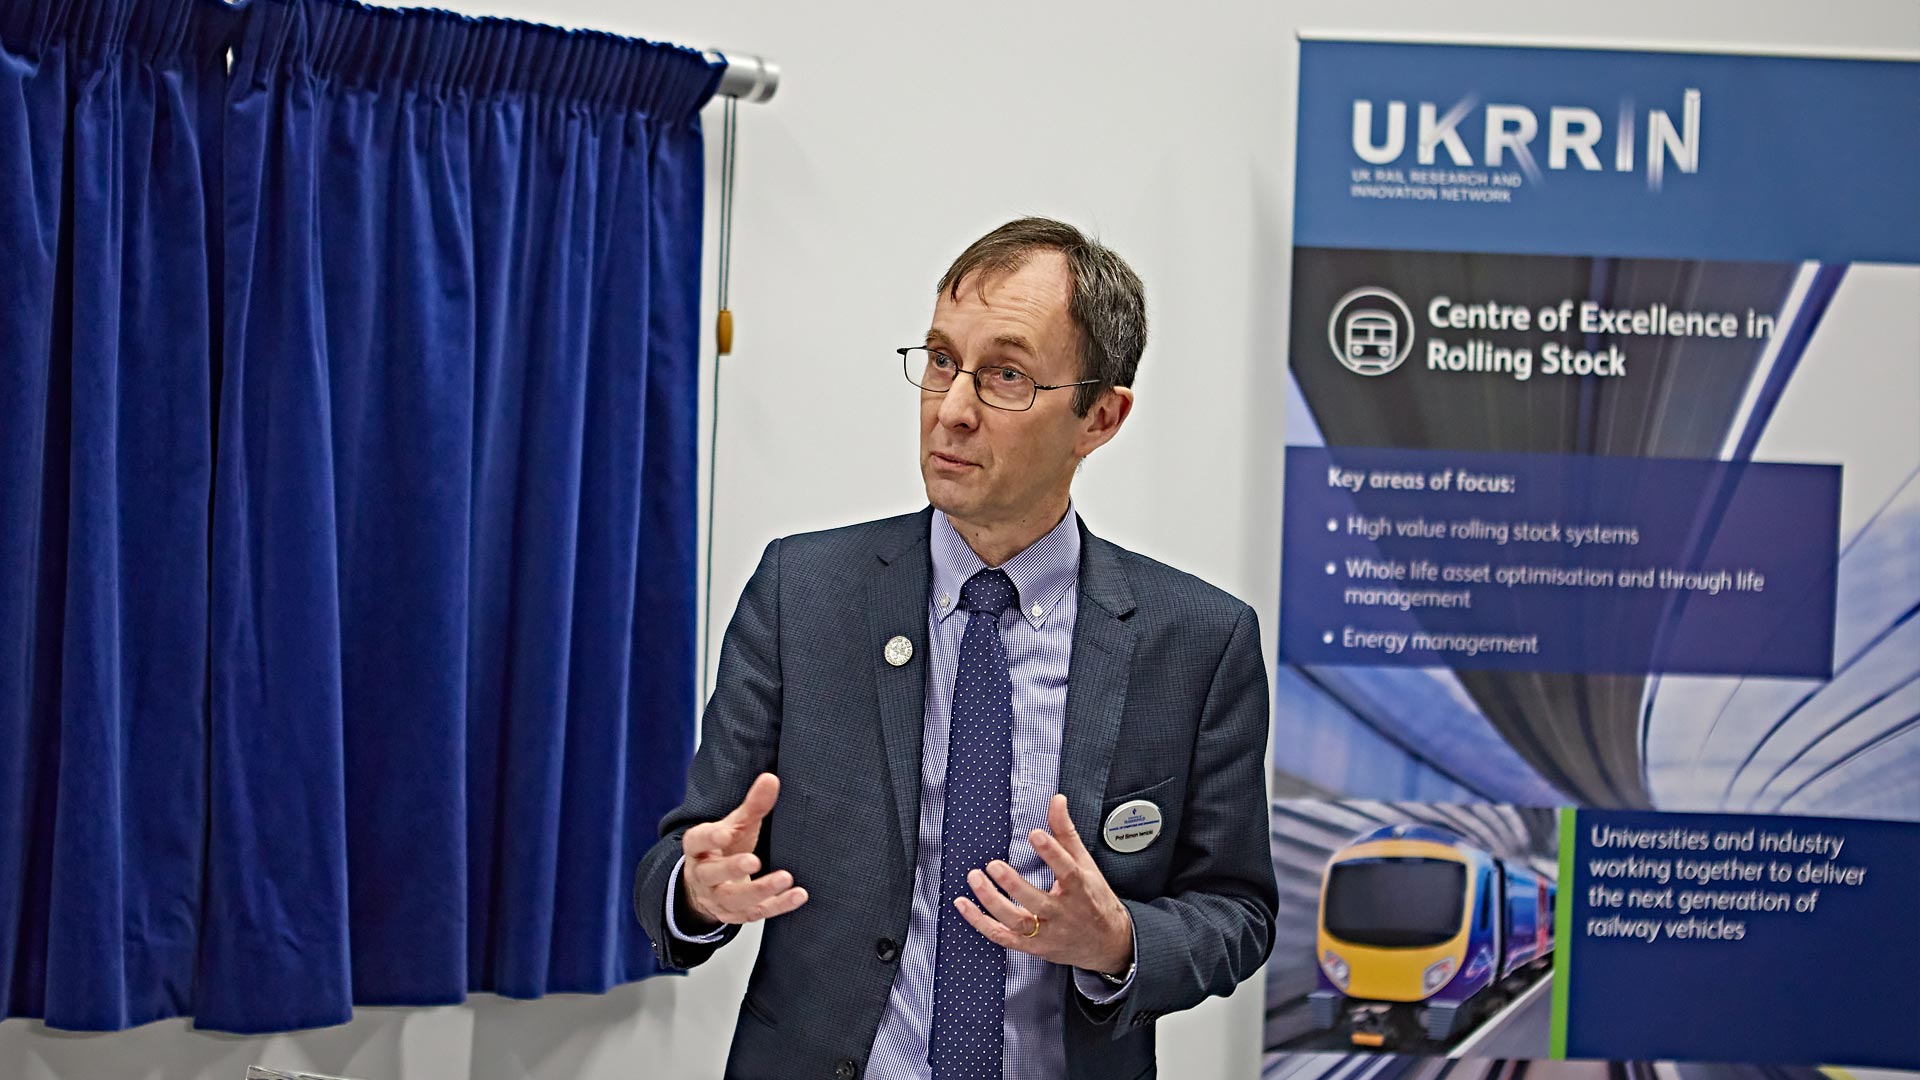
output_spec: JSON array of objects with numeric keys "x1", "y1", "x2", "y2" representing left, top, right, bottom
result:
[{"x1": 898, "y1": 347, "x2": 1100, "y2": 412}]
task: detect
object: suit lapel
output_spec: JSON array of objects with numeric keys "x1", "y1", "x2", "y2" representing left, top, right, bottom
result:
[
  {"x1": 1058, "y1": 524, "x2": 1138, "y2": 840},
  {"x1": 867, "y1": 509, "x2": 935, "y2": 866}
]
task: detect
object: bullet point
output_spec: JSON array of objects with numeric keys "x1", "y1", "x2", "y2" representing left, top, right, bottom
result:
[
  {"x1": 1327, "y1": 518, "x2": 1339, "y2": 532},
  {"x1": 1322, "y1": 631, "x2": 1335, "y2": 645},
  {"x1": 1325, "y1": 562, "x2": 1337, "y2": 575}
]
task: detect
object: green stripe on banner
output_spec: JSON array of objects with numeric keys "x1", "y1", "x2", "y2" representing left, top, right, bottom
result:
[{"x1": 1551, "y1": 807, "x2": 1576, "y2": 1059}]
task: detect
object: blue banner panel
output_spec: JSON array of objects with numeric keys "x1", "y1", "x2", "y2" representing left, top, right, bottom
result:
[
  {"x1": 1295, "y1": 41, "x2": 1920, "y2": 264},
  {"x1": 1279, "y1": 445, "x2": 1839, "y2": 676},
  {"x1": 1562, "y1": 808, "x2": 1920, "y2": 1067}
]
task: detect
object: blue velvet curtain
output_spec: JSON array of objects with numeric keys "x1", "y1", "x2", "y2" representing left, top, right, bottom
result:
[
  {"x1": 0, "y1": 0, "x2": 231, "y2": 1030},
  {"x1": 3, "y1": 0, "x2": 715, "y2": 1034}
]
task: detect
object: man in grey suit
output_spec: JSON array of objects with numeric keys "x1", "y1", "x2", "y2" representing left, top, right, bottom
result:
[{"x1": 633, "y1": 217, "x2": 1277, "y2": 1080}]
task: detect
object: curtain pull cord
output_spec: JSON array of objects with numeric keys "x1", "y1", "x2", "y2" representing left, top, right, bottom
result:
[{"x1": 701, "y1": 96, "x2": 739, "y2": 708}]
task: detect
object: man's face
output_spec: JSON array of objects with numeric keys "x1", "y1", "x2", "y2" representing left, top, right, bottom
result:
[{"x1": 919, "y1": 252, "x2": 1095, "y2": 535}]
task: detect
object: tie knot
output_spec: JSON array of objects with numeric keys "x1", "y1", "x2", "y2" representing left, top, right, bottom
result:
[{"x1": 958, "y1": 568, "x2": 1017, "y2": 617}]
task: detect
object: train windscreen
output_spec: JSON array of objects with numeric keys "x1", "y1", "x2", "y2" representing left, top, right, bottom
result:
[{"x1": 1324, "y1": 857, "x2": 1467, "y2": 948}]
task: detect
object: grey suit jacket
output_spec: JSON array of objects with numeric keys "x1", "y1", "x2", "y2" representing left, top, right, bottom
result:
[{"x1": 633, "y1": 509, "x2": 1277, "y2": 1080}]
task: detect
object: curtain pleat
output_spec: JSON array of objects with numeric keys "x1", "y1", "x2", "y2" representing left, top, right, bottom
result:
[{"x1": 2, "y1": 0, "x2": 718, "y2": 1033}]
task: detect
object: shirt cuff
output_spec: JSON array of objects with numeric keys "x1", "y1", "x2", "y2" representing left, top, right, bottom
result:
[
  {"x1": 665, "y1": 855, "x2": 729, "y2": 943},
  {"x1": 1072, "y1": 920, "x2": 1138, "y2": 1004}
]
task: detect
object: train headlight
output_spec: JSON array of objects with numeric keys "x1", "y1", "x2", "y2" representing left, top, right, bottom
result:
[
  {"x1": 1321, "y1": 950, "x2": 1350, "y2": 990},
  {"x1": 1421, "y1": 957, "x2": 1456, "y2": 994}
]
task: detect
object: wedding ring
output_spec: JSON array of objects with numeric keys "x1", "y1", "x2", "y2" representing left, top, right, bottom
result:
[{"x1": 1025, "y1": 915, "x2": 1042, "y2": 938}]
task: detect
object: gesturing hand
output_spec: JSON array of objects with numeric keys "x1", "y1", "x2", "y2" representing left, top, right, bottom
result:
[
  {"x1": 680, "y1": 772, "x2": 809, "y2": 928},
  {"x1": 954, "y1": 793, "x2": 1134, "y2": 975}
]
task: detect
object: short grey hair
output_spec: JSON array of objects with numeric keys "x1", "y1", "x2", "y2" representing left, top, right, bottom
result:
[{"x1": 936, "y1": 217, "x2": 1147, "y2": 416}]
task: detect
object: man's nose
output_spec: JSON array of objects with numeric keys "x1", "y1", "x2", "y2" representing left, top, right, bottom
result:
[{"x1": 936, "y1": 372, "x2": 983, "y2": 428}]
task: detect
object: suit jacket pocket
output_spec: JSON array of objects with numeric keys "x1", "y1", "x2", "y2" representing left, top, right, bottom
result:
[
  {"x1": 741, "y1": 989, "x2": 779, "y2": 1030},
  {"x1": 1096, "y1": 775, "x2": 1180, "y2": 890},
  {"x1": 1104, "y1": 774, "x2": 1176, "y2": 807}
]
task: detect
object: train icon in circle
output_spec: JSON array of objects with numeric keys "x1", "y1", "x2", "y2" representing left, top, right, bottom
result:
[{"x1": 1328, "y1": 286, "x2": 1415, "y2": 376}]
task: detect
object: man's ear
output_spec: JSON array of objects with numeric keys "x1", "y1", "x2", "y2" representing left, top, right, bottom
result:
[{"x1": 1076, "y1": 386, "x2": 1134, "y2": 459}]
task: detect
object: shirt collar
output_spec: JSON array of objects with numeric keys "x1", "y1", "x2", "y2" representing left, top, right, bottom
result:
[{"x1": 930, "y1": 503, "x2": 1081, "y2": 630}]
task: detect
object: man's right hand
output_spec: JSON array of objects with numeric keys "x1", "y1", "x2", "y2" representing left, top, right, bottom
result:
[{"x1": 679, "y1": 772, "x2": 810, "y2": 928}]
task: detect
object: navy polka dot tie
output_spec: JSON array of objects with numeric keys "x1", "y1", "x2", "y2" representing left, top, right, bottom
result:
[{"x1": 929, "y1": 568, "x2": 1018, "y2": 1080}]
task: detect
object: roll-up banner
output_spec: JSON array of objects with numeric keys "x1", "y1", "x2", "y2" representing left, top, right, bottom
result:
[{"x1": 1267, "y1": 38, "x2": 1919, "y2": 1074}]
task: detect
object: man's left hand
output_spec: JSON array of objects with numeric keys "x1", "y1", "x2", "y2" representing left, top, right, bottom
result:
[{"x1": 954, "y1": 793, "x2": 1134, "y2": 975}]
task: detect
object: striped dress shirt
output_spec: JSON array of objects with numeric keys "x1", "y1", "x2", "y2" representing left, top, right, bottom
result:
[{"x1": 864, "y1": 505, "x2": 1131, "y2": 1080}]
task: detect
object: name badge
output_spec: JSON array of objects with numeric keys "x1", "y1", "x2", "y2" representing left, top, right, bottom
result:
[{"x1": 1102, "y1": 799, "x2": 1163, "y2": 853}]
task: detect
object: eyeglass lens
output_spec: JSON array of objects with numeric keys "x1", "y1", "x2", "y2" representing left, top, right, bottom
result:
[{"x1": 907, "y1": 348, "x2": 1035, "y2": 410}]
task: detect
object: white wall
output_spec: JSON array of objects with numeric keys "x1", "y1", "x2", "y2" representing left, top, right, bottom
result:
[{"x1": 4, "y1": 1, "x2": 1913, "y2": 1077}]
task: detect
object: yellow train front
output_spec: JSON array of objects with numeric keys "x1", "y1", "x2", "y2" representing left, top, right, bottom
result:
[{"x1": 1307, "y1": 824, "x2": 1554, "y2": 1047}]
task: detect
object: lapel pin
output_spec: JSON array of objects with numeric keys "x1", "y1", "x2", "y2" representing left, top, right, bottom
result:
[{"x1": 884, "y1": 635, "x2": 914, "y2": 667}]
